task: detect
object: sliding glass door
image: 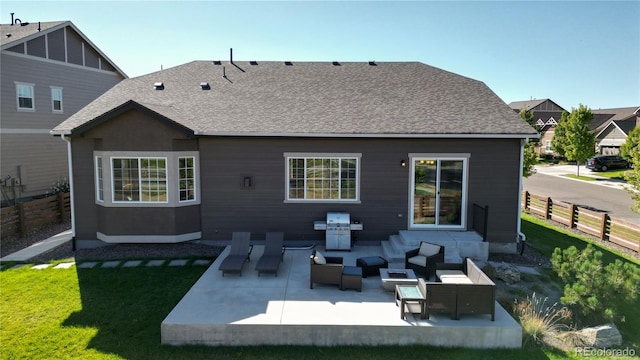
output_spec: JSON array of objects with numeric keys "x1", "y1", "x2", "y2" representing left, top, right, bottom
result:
[{"x1": 410, "y1": 156, "x2": 467, "y2": 229}]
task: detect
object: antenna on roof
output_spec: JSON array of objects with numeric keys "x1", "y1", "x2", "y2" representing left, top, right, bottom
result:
[{"x1": 230, "y1": 48, "x2": 233, "y2": 64}]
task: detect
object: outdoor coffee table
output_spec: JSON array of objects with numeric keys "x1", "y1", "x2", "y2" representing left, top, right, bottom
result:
[
  {"x1": 379, "y1": 268, "x2": 418, "y2": 291},
  {"x1": 395, "y1": 284, "x2": 426, "y2": 320}
]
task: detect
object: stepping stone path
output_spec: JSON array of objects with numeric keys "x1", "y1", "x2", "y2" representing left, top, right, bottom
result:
[
  {"x1": 123, "y1": 260, "x2": 143, "y2": 268},
  {"x1": 169, "y1": 259, "x2": 189, "y2": 266},
  {"x1": 32, "y1": 264, "x2": 52, "y2": 270},
  {"x1": 101, "y1": 261, "x2": 121, "y2": 268},
  {"x1": 78, "y1": 262, "x2": 98, "y2": 269},
  {"x1": 1, "y1": 259, "x2": 214, "y2": 271},
  {"x1": 54, "y1": 262, "x2": 75, "y2": 269}
]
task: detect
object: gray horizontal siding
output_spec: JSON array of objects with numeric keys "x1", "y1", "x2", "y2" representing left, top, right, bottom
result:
[
  {"x1": 70, "y1": 110, "x2": 522, "y2": 244},
  {"x1": 1, "y1": 52, "x2": 123, "y2": 196}
]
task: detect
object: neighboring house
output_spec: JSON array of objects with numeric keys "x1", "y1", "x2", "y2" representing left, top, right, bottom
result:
[
  {"x1": 508, "y1": 99, "x2": 566, "y2": 156},
  {"x1": 51, "y1": 60, "x2": 538, "y2": 252},
  {"x1": 591, "y1": 107, "x2": 640, "y2": 155},
  {"x1": 0, "y1": 19, "x2": 126, "y2": 204}
]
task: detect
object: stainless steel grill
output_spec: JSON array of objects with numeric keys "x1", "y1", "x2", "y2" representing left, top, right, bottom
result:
[
  {"x1": 313, "y1": 212, "x2": 363, "y2": 251},
  {"x1": 325, "y1": 212, "x2": 351, "y2": 250}
]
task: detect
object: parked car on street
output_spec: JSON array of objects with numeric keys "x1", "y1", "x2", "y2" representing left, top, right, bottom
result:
[{"x1": 586, "y1": 155, "x2": 630, "y2": 172}]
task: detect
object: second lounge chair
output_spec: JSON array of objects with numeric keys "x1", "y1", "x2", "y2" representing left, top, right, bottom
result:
[{"x1": 255, "y1": 232, "x2": 285, "y2": 276}]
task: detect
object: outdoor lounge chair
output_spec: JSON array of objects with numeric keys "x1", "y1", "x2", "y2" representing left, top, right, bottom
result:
[
  {"x1": 309, "y1": 249, "x2": 344, "y2": 289},
  {"x1": 218, "y1": 232, "x2": 253, "y2": 276},
  {"x1": 255, "y1": 232, "x2": 285, "y2": 276},
  {"x1": 405, "y1": 241, "x2": 445, "y2": 280}
]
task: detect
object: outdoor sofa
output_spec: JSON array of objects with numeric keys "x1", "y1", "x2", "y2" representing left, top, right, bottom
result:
[
  {"x1": 397, "y1": 258, "x2": 495, "y2": 321},
  {"x1": 433, "y1": 257, "x2": 496, "y2": 321}
]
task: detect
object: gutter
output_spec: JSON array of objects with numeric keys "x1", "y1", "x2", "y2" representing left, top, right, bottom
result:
[{"x1": 61, "y1": 134, "x2": 76, "y2": 250}]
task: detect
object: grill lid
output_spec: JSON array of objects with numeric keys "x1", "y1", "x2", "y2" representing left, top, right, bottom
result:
[{"x1": 327, "y1": 212, "x2": 350, "y2": 225}]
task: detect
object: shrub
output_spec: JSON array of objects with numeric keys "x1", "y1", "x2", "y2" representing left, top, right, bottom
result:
[
  {"x1": 513, "y1": 292, "x2": 572, "y2": 347},
  {"x1": 48, "y1": 178, "x2": 70, "y2": 195},
  {"x1": 551, "y1": 244, "x2": 640, "y2": 320}
]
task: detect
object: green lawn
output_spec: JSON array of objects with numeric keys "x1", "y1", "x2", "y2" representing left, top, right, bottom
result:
[
  {"x1": 590, "y1": 169, "x2": 629, "y2": 181},
  {"x1": 563, "y1": 174, "x2": 596, "y2": 181},
  {"x1": 1, "y1": 217, "x2": 638, "y2": 359}
]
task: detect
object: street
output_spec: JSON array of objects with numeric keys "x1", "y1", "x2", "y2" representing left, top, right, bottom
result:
[{"x1": 522, "y1": 166, "x2": 639, "y2": 223}]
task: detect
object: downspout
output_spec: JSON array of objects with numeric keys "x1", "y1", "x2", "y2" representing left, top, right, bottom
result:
[
  {"x1": 61, "y1": 134, "x2": 76, "y2": 250},
  {"x1": 517, "y1": 138, "x2": 527, "y2": 253}
]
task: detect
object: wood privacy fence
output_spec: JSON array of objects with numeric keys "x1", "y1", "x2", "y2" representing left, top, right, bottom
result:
[
  {"x1": 522, "y1": 191, "x2": 640, "y2": 253},
  {"x1": 0, "y1": 193, "x2": 70, "y2": 240}
]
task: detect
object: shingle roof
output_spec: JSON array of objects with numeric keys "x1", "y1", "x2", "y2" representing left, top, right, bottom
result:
[
  {"x1": 508, "y1": 99, "x2": 549, "y2": 111},
  {"x1": 591, "y1": 107, "x2": 639, "y2": 121},
  {"x1": 1, "y1": 20, "x2": 127, "y2": 78},
  {"x1": 0, "y1": 21, "x2": 66, "y2": 46},
  {"x1": 52, "y1": 61, "x2": 538, "y2": 138}
]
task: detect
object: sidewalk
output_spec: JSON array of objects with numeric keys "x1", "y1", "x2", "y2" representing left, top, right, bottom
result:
[
  {"x1": 0, "y1": 229, "x2": 73, "y2": 262},
  {"x1": 534, "y1": 164, "x2": 631, "y2": 191}
]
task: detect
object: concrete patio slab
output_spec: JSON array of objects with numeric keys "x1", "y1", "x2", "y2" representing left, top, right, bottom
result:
[{"x1": 162, "y1": 245, "x2": 522, "y2": 348}]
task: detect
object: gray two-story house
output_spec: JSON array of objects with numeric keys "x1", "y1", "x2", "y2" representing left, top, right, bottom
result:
[
  {"x1": 51, "y1": 60, "x2": 538, "y2": 254},
  {"x1": 1, "y1": 19, "x2": 126, "y2": 204}
]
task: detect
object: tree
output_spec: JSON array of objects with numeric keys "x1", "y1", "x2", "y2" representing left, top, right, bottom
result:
[
  {"x1": 620, "y1": 127, "x2": 640, "y2": 213},
  {"x1": 551, "y1": 111, "x2": 570, "y2": 159},
  {"x1": 551, "y1": 105, "x2": 595, "y2": 176},
  {"x1": 519, "y1": 108, "x2": 539, "y2": 177},
  {"x1": 552, "y1": 244, "x2": 639, "y2": 319}
]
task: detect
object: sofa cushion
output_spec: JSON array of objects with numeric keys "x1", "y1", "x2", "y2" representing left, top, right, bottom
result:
[
  {"x1": 313, "y1": 251, "x2": 326, "y2": 265},
  {"x1": 419, "y1": 242, "x2": 441, "y2": 257},
  {"x1": 407, "y1": 255, "x2": 426, "y2": 266}
]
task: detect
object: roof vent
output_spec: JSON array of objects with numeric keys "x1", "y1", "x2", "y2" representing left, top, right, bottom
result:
[
  {"x1": 368, "y1": 61, "x2": 377, "y2": 66},
  {"x1": 250, "y1": 60, "x2": 258, "y2": 65},
  {"x1": 154, "y1": 82, "x2": 164, "y2": 90},
  {"x1": 284, "y1": 61, "x2": 293, "y2": 66},
  {"x1": 200, "y1": 82, "x2": 210, "y2": 90},
  {"x1": 332, "y1": 61, "x2": 340, "y2": 66},
  {"x1": 213, "y1": 60, "x2": 222, "y2": 65}
]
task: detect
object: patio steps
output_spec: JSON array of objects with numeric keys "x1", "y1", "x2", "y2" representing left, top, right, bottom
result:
[{"x1": 381, "y1": 230, "x2": 489, "y2": 265}]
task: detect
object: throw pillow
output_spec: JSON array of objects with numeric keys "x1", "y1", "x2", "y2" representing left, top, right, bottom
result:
[
  {"x1": 418, "y1": 242, "x2": 441, "y2": 257},
  {"x1": 314, "y1": 251, "x2": 327, "y2": 265}
]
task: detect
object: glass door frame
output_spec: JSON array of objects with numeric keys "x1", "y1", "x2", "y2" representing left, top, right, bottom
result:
[{"x1": 408, "y1": 153, "x2": 469, "y2": 230}]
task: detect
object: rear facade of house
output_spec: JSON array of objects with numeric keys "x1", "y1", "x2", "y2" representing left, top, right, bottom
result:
[{"x1": 53, "y1": 61, "x2": 538, "y2": 252}]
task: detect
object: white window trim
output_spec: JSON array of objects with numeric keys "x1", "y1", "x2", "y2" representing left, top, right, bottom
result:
[
  {"x1": 94, "y1": 151, "x2": 200, "y2": 208},
  {"x1": 407, "y1": 153, "x2": 470, "y2": 230},
  {"x1": 284, "y1": 152, "x2": 361, "y2": 203},
  {"x1": 15, "y1": 82, "x2": 35, "y2": 111},
  {"x1": 178, "y1": 156, "x2": 197, "y2": 203},
  {"x1": 95, "y1": 156, "x2": 104, "y2": 202},
  {"x1": 111, "y1": 156, "x2": 168, "y2": 204},
  {"x1": 50, "y1": 86, "x2": 63, "y2": 113}
]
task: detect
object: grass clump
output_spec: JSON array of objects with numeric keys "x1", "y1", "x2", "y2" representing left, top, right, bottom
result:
[{"x1": 513, "y1": 292, "x2": 572, "y2": 347}]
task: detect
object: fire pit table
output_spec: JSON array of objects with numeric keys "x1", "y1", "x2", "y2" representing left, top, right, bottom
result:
[{"x1": 379, "y1": 268, "x2": 418, "y2": 291}]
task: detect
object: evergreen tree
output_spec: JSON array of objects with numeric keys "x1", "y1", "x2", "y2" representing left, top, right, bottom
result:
[{"x1": 621, "y1": 127, "x2": 640, "y2": 213}]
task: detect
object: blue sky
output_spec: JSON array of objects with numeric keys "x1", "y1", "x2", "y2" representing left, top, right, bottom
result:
[{"x1": 4, "y1": 1, "x2": 639, "y2": 110}]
